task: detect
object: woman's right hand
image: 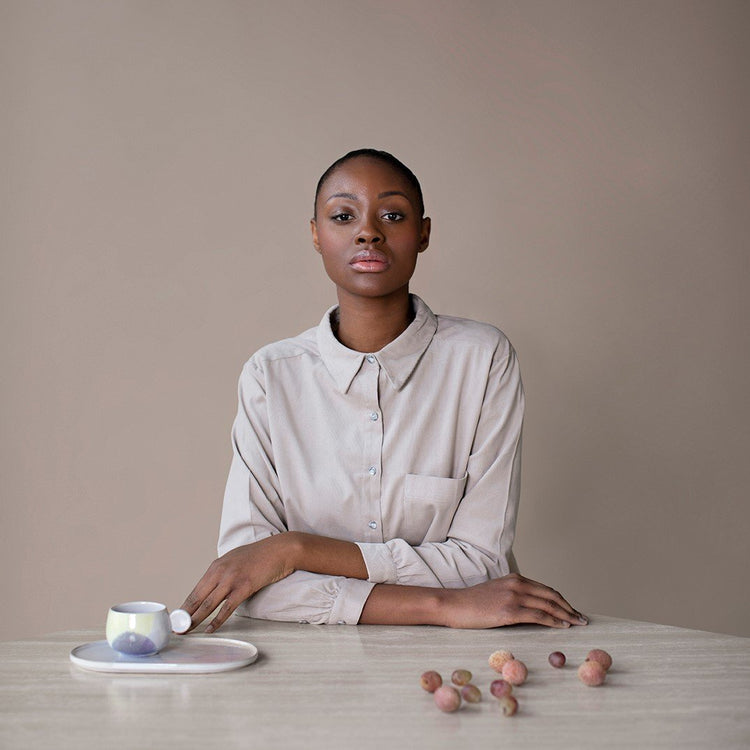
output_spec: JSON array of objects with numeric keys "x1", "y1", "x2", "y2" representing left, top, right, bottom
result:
[
  {"x1": 442, "y1": 573, "x2": 588, "y2": 629},
  {"x1": 179, "y1": 534, "x2": 297, "y2": 633}
]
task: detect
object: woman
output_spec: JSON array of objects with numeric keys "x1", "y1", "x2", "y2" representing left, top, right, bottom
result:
[{"x1": 180, "y1": 149, "x2": 588, "y2": 632}]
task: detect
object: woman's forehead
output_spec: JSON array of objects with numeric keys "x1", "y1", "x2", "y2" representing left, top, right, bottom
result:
[{"x1": 320, "y1": 158, "x2": 417, "y2": 201}]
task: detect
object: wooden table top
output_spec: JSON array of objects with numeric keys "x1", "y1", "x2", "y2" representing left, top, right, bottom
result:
[{"x1": 1, "y1": 614, "x2": 748, "y2": 749}]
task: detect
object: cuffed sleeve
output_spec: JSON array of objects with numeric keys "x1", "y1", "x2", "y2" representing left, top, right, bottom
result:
[
  {"x1": 355, "y1": 541, "x2": 399, "y2": 584},
  {"x1": 234, "y1": 571, "x2": 375, "y2": 625}
]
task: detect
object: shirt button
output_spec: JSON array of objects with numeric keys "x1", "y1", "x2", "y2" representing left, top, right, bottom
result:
[
  {"x1": 368, "y1": 466, "x2": 377, "y2": 476},
  {"x1": 369, "y1": 412, "x2": 379, "y2": 421},
  {"x1": 368, "y1": 521, "x2": 377, "y2": 529},
  {"x1": 366, "y1": 355, "x2": 376, "y2": 363}
]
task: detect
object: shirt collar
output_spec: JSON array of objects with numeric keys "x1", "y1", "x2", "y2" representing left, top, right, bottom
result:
[{"x1": 317, "y1": 294, "x2": 438, "y2": 394}]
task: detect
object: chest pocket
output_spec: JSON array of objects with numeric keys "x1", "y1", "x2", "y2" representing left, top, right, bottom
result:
[{"x1": 403, "y1": 473, "x2": 468, "y2": 545}]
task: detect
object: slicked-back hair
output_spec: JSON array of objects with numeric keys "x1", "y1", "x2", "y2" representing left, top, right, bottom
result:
[{"x1": 314, "y1": 149, "x2": 424, "y2": 219}]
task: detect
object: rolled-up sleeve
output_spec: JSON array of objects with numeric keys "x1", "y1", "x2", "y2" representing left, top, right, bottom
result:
[
  {"x1": 219, "y1": 359, "x2": 375, "y2": 624},
  {"x1": 356, "y1": 344, "x2": 524, "y2": 588},
  {"x1": 235, "y1": 573, "x2": 374, "y2": 625}
]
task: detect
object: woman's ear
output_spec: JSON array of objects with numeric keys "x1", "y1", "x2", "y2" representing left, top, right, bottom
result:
[
  {"x1": 418, "y1": 216, "x2": 431, "y2": 253},
  {"x1": 310, "y1": 218, "x2": 321, "y2": 254}
]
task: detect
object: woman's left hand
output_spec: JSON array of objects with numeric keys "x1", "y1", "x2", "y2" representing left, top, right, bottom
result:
[{"x1": 179, "y1": 534, "x2": 297, "y2": 633}]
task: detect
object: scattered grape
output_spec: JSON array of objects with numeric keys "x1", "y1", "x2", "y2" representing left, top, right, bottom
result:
[
  {"x1": 420, "y1": 670, "x2": 443, "y2": 693},
  {"x1": 489, "y1": 679, "x2": 513, "y2": 698},
  {"x1": 498, "y1": 695, "x2": 518, "y2": 716},
  {"x1": 434, "y1": 685, "x2": 461, "y2": 712},
  {"x1": 461, "y1": 684, "x2": 482, "y2": 703},
  {"x1": 586, "y1": 649, "x2": 613, "y2": 671},
  {"x1": 578, "y1": 660, "x2": 607, "y2": 686},
  {"x1": 451, "y1": 668, "x2": 472, "y2": 686},
  {"x1": 548, "y1": 651, "x2": 566, "y2": 668},
  {"x1": 488, "y1": 649, "x2": 514, "y2": 672},
  {"x1": 502, "y1": 659, "x2": 528, "y2": 686}
]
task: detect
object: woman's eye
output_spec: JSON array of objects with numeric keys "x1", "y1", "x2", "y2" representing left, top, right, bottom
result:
[
  {"x1": 332, "y1": 213, "x2": 353, "y2": 222},
  {"x1": 383, "y1": 212, "x2": 404, "y2": 221}
]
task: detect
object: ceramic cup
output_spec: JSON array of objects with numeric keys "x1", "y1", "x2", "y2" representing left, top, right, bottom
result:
[{"x1": 106, "y1": 601, "x2": 171, "y2": 656}]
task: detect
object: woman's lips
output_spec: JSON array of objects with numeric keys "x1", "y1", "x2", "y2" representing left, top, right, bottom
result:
[{"x1": 349, "y1": 250, "x2": 390, "y2": 272}]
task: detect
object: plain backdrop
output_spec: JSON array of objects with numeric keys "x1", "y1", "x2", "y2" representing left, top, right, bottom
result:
[{"x1": 2, "y1": 0, "x2": 748, "y2": 641}]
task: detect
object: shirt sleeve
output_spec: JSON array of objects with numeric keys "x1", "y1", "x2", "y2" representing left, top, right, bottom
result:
[
  {"x1": 218, "y1": 359, "x2": 375, "y2": 625},
  {"x1": 356, "y1": 342, "x2": 524, "y2": 588}
]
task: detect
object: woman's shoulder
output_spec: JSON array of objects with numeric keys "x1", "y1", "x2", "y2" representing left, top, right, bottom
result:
[
  {"x1": 243, "y1": 325, "x2": 320, "y2": 372},
  {"x1": 433, "y1": 312, "x2": 513, "y2": 357}
]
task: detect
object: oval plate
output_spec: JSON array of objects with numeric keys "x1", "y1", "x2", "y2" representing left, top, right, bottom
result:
[{"x1": 70, "y1": 636, "x2": 258, "y2": 674}]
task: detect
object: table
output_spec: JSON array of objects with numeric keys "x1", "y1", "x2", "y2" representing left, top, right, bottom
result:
[{"x1": 1, "y1": 615, "x2": 749, "y2": 749}]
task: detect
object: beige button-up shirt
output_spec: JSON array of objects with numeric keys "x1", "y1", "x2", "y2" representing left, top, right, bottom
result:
[{"x1": 219, "y1": 295, "x2": 524, "y2": 625}]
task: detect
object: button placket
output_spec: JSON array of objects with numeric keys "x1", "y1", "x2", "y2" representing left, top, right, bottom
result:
[{"x1": 361, "y1": 356, "x2": 383, "y2": 540}]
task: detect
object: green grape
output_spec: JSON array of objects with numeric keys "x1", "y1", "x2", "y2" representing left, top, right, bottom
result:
[
  {"x1": 451, "y1": 668, "x2": 472, "y2": 686},
  {"x1": 460, "y1": 684, "x2": 481, "y2": 703}
]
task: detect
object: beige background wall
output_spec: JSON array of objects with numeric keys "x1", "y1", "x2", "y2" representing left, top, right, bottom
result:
[{"x1": 2, "y1": 0, "x2": 748, "y2": 641}]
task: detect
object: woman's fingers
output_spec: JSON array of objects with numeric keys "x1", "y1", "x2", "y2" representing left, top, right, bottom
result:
[
  {"x1": 205, "y1": 595, "x2": 245, "y2": 634},
  {"x1": 180, "y1": 582, "x2": 213, "y2": 618},
  {"x1": 512, "y1": 575, "x2": 579, "y2": 615},
  {"x1": 180, "y1": 581, "x2": 222, "y2": 628},
  {"x1": 506, "y1": 574, "x2": 588, "y2": 624},
  {"x1": 516, "y1": 595, "x2": 582, "y2": 627},
  {"x1": 517, "y1": 607, "x2": 572, "y2": 629}
]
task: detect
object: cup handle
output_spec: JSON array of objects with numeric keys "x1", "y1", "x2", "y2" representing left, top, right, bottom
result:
[{"x1": 169, "y1": 608, "x2": 192, "y2": 634}]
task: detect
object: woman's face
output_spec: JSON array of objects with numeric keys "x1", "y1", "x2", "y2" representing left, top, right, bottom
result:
[{"x1": 311, "y1": 157, "x2": 430, "y2": 304}]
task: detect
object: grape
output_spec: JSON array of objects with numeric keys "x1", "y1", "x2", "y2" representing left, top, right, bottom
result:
[
  {"x1": 586, "y1": 649, "x2": 613, "y2": 671},
  {"x1": 461, "y1": 684, "x2": 482, "y2": 703},
  {"x1": 498, "y1": 695, "x2": 518, "y2": 716},
  {"x1": 433, "y1": 685, "x2": 461, "y2": 712},
  {"x1": 578, "y1": 660, "x2": 607, "y2": 686},
  {"x1": 548, "y1": 651, "x2": 566, "y2": 668},
  {"x1": 488, "y1": 649, "x2": 514, "y2": 672},
  {"x1": 420, "y1": 670, "x2": 443, "y2": 693},
  {"x1": 502, "y1": 659, "x2": 528, "y2": 686},
  {"x1": 489, "y1": 679, "x2": 513, "y2": 698},
  {"x1": 451, "y1": 668, "x2": 472, "y2": 686}
]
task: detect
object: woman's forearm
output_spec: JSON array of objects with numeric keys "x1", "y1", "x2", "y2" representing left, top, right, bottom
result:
[
  {"x1": 286, "y1": 531, "x2": 368, "y2": 579},
  {"x1": 359, "y1": 584, "x2": 451, "y2": 626}
]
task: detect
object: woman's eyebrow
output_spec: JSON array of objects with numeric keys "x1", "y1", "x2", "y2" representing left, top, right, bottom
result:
[
  {"x1": 325, "y1": 190, "x2": 410, "y2": 203},
  {"x1": 378, "y1": 190, "x2": 409, "y2": 200},
  {"x1": 326, "y1": 192, "x2": 358, "y2": 202}
]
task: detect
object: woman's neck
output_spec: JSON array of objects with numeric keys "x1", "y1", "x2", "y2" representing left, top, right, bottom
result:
[{"x1": 334, "y1": 291, "x2": 414, "y2": 353}]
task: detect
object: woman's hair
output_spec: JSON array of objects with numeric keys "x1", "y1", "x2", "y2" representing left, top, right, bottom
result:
[{"x1": 314, "y1": 148, "x2": 424, "y2": 219}]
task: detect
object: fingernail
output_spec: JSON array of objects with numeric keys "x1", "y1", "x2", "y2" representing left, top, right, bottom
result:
[
  {"x1": 578, "y1": 616, "x2": 589, "y2": 625},
  {"x1": 205, "y1": 624, "x2": 215, "y2": 634}
]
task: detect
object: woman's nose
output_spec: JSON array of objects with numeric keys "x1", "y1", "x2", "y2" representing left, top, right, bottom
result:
[
  {"x1": 356, "y1": 216, "x2": 383, "y2": 244},
  {"x1": 356, "y1": 228, "x2": 382, "y2": 244}
]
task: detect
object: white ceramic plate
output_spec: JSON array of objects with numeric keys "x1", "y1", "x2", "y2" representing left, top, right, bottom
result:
[{"x1": 70, "y1": 636, "x2": 258, "y2": 674}]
